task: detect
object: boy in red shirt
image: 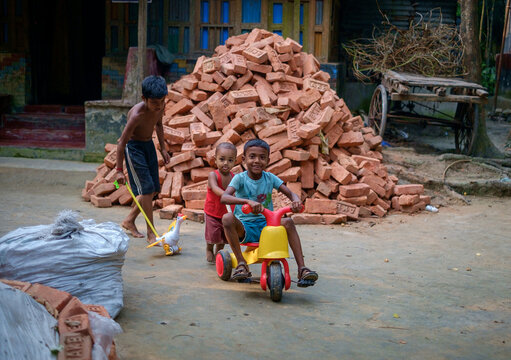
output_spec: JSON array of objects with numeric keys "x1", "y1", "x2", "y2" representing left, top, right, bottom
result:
[{"x1": 204, "y1": 142, "x2": 237, "y2": 263}]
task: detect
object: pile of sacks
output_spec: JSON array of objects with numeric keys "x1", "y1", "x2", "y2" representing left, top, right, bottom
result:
[{"x1": 82, "y1": 28, "x2": 429, "y2": 224}]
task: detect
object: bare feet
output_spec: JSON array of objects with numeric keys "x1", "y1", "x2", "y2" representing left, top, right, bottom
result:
[
  {"x1": 147, "y1": 232, "x2": 156, "y2": 245},
  {"x1": 122, "y1": 220, "x2": 144, "y2": 238},
  {"x1": 206, "y1": 244, "x2": 214, "y2": 263},
  {"x1": 214, "y1": 244, "x2": 225, "y2": 255}
]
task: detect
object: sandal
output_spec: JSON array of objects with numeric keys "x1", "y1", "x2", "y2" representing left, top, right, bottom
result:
[
  {"x1": 231, "y1": 262, "x2": 251, "y2": 281},
  {"x1": 297, "y1": 267, "x2": 318, "y2": 288}
]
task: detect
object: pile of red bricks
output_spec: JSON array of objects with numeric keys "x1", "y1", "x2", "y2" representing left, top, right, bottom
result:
[
  {"x1": 1, "y1": 279, "x2": 117, "y2": 360},
  {"x1": 82, "y1": 28, "x2": 429, "y2": 224}
]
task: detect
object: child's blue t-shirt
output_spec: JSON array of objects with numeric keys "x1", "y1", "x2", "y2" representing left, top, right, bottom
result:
[{"x1": 228, "y1": 171, "x2": 284, "y2": 222}]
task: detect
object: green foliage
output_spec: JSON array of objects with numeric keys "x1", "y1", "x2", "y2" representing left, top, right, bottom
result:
[{"x1": 481, "y1": 64, "x2": 496, "y2": 95}]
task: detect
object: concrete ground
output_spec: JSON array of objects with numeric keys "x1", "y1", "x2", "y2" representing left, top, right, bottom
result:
[{"x1": 0, "y1": 157, "x2": 510, "y2": 360}]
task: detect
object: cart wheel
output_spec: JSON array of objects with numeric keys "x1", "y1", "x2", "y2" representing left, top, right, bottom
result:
[
  {"x1": 267, "y1": 262, "x2": 284, "y2": 302},
  {"x1": 369, "y1": 84, "x2": 388, "y2": 137},
  {"x1": 216, "y1": 250, "x2": 232, "y2": 281},
  {"x1": 454, "y1": 103, "x2": 478, "y2": 154}
]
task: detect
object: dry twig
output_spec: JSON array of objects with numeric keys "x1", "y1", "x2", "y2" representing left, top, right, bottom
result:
[{"x1": 343, "y1": 8, "x2": 466, "y2": 82}]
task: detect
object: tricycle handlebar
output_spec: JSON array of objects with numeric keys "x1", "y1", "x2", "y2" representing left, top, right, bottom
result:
[{"x1": 241, "y1": 204, "x2": 304, "y2": 226}]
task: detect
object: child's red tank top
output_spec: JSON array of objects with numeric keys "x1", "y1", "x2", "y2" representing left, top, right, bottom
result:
[{"x1": 204, "y1": 170, "x2": 234, "y2": 218}]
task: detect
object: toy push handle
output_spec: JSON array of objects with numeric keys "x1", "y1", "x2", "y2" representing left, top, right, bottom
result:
[{"x1": 241, "y1": 204, "x2": 304, "y2": 226}]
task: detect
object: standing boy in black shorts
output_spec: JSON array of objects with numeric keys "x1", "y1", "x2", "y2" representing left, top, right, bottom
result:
[{"x1": 114, "y1": 75, "x2": 170, "y2": 244}]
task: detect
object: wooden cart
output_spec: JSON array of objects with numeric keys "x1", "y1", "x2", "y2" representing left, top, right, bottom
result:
[{"x1": 368, "y1": 70, "x2": 488, "y2": 154}]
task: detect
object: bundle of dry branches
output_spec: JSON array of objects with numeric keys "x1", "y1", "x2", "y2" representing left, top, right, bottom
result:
[{"x1": 343, "y1": 9, "x2": 466, "y2": 82}]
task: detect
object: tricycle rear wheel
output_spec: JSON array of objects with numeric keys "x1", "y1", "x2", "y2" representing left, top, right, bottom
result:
[
  {"x1": 267, "y1": 262, "x2": 284, "y2": 302},
  {"x1": 216, "y1": 250, "x2": 232, "y2": 281}
]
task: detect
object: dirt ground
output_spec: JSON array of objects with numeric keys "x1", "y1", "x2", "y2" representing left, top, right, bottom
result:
[{"x1": 0, "y1": 149, "x2": 510, "y2": 359}]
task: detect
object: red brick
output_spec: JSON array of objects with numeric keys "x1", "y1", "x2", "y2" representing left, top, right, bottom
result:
[
  {"x1": 160, "y1": 204, "x2": 184, "y2": 219},
  {"x1": 398, "y1": 194, "x2": 420, "y2": 206},
  {"x1": 269, "y1": 150, "x2": 283, "y2": 165},
  {"x1": 163, "y1": 126, "x2": 186, "y2": 143},
  {"x1": 297, "y1": 123, "x2": 322, "y2": 139},
  {"x1": 181, "y1": 208, "x2": 205, "y2": 222},
  {"x1": 118, "y1": 192, "x2": 133, "y2": 205},
  {"x1": 401, "y1": 201, "x2": 426, "y2": 213},
  {"x1": 369, "y1": 204, "x2": 386, "y2": 217},
  {"x1": 91, "y1": 195, "x2": 112, "y2": 208},
  {"x1": 366, "y1": 189, "x2": 378, "y2": 204},
  {"x1": 267, "y1": 158, "x2": 291, "y2": 175},
  {"x1": 213, "y1": 129, "x2": 241, "y2": 148},
  {"x1": 322, "y1": 214, "x2": 348, "y2": 224},
  {"x1": 282, "y1": 149, "x2": 309, "y2": 161},
  {"x1": 278, "y1": 166, "x2": 301, "y2": 182},
  {"x1": 352, "y1": 155, "x2": 381, "y2": 166},
  {"x1": 171, "y1": 172, "x2": 184, "y2": 203},
  {"x1": 190, "y1": 122, "x2": 207, "y2": 144},
  {"x1": 228, "y1": 89, "x2": 260, "y2": 104},
  {"x1": 182, "y1": 188, "x2": 207, "y2": 201},
  {"x1": 337, "y1": 131, "x2": 365, "y2": 147},
  {"x1": 160, "y1": 174, "x2": 173, "y2": 197},
  {"x1": 394, "y1": 184, "x2": 424, "y2": 195},
  {"x1": 359, "y1": 206, "x2": 373, "y2": 218},
  {"x1": 303, "y1": 78, "x2": 330, "y2": 94},
  {"x1": 316, "y1": 181, "x2": 333, "y2": 197},
  {"x1": 338, "y1": 183, "x2": 369, "y2": 198},
  {"x1": 93, "y1": 182, "x2": 116, "y2": 197},
  {"x1": 374, "y1": 197, "x2": 391, "y2": 210},
  {"x1": 167, "y1": 98, "x2": 194, "y2": 117},
  {"x1": 291, "y1": 213, "x2": 322, "y2": 224},
  {"x1": 231, "y1": 69, "x2": 254, "y2": 90},
  {"x1": 297, "y1": 89, "x2": 322, "y2": 110},
  {"x1": 26, "y1": 283, "x2": 72, "y2": 316},
  {"x1": 286, "y1": 182, "x2": 302, "y2": 196},
  {"x1": 305, "y1": 198, "x2": 338, "y2": 214},
  {"x1": 301, "y1": 162, "x2": 315, "y2": 189},
  {"x1": 58, "y1": 333, "x2": 92, "y2": 360},
  {"x1": 202, "y1": 57, "x2": 220, "y2": 73},
  {"x1": 361, "y1": 177, "x2": 386, "y2": 198},
  {"x1": 190, "y1": 106, "x2": 215, "y2": 129},
  {"x1": 331, "y1": 162, "x2": 352, "y2": 185},
  {"x1": 185, "y1": 199, "x2": 206, "y2": 209},
  {"x1": 337, "y1": 201, "x2": 359, "y2": 220},
  {"x1": 247, "y1": 61, "x2": 273, "y2": 73},
  {"x1": 338, "y1": 195, "x2": 367, "y2": 206},
  {"x1": 173, "y1": 157, "x2": 204, "y2": 173},
  {"x1": 315, "y1": 158, "x2": 332, "y2": 180},
  {"x1": 167, "y1": 151, "x2": 195, "y2": 168},
  {"x1": 420, "y1": 195, "x2": 431, "y2": 205},
  {"x1": 0, "y1": 279, "x2": 31, "y2": 292}
]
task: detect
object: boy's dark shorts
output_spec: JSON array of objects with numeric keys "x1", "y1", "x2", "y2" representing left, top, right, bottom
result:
[
  {"x1": 240, "y1": 217, "x2": 267, "y2": 244},
  {"x1": 125, "y1": 140, "x2": 160, "y2": 197},
  {"x1": 205, "y1": 214, "x2": 228, "y2": 244}
]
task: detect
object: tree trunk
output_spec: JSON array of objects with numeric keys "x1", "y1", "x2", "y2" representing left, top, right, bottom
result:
[{"x1": 460, "y1": 0, "x2": 504, "y2": 158}]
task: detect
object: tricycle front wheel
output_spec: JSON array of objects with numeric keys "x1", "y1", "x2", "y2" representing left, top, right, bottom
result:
[{"x1": 267, "y1": 262, "x2": 284, "y2": 302}]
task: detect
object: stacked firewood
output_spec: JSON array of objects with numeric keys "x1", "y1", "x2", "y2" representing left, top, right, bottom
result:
[{"x1": 82, "y1": 29, "x2": 429, "y2": 224}]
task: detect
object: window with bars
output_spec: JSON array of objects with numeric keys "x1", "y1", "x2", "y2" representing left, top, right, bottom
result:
[{"x1": 200, "y1": 0, "x2": 232, "y2": 51}]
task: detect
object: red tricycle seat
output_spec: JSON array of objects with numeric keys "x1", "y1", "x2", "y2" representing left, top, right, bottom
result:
[{"x1": 241, "y1": 242, "x2": 259, "y2": 247}]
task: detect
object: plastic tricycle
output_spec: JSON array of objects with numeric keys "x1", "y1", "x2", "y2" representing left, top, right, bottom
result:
[{"x1": 216, "y1": 204, "x2": 302, "y2": 302}]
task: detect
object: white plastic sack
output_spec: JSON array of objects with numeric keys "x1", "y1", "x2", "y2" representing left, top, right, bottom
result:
[
  {"x1": 0, "y1": 210, "x2": 129, "y2": 318},
  {"x1": 0, "y1": 283, "x2": 60, "y2": 359},
  {"x1": 89, "y1": 311, "x2": 123, "y2": 360}
]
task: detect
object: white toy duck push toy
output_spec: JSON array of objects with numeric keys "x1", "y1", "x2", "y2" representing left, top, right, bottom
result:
[{"x1": 146, "y1": 213, "x2": 187, "y2": 256}]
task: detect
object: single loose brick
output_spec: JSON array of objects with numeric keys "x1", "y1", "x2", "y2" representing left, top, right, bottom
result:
[
  {"x1": 393, "y1": 184, "x2": 424, "y2": 195},
  {"x1": 291, "y1": 213, "x2": 322, "y2": 224},
  {"x1": 228, "y1": 89, "x2": 260, "y2": 104},
  {"x1": 338, "y1": 183, "x2": 371, "y2": 197},
  {"x1": 160, "y1": 204, "x2": 184, "y2": 219},
  {"x1": 167, "y1": 98, "x2": 194, "y2": 117},
  {"x1": 337, "y1": 131, "x2": 365, "y2": 147},
  {"x1": 243, "y1": 47, "x2": 268, "y2": 63},
  {"x1": 303, "y1": 78, "x2": 330, "y2": 94},
  {"x1": 267, "y1": 158, "x2": 292, "y2": 175},
  {"x1": 91, "y1": 195, "x2": 112, "y2": 208},
  {"x1": 297, "y1": 123, "x2": 322, "y2": 139},
  {"x1": 167, "y1": 151, "x2": 195, "y2": 168},
  {"x1": 300, "y1": 161, "x2": 315, "y2": 189},
  {"x1": 278, "y1": 166, "x2": 301, "y2": 182},
  {"x1": 322, "y1": 214, "x2": 347, "y2": 224},
  {"x1": 283, "y1": 149, "x2": 309, "y2": 161},
  {"x1": 337, "y1": 201, "x2": 359, "y2": 220},
  {"x1": 331, "y1": 162, "x2": 352, "y2": 185},
  {"x1": 163, "y1": 126, "x2": 186, "y2": 144},
  {"x1": 398, "y1": 194, "x2": 420, "y2": 206},
  {"x1": 173, "y1": 157, "x2": 204, "y2": 173},
  {"x1": 181, "y1": 208, "x2": 205, "y2": 223},
  {"x1": 190, "y1": 106, "x2": 215, "y2": 129},
  {"x1": 337, "y1": 195, "x2": 368, "y2": 206},
  {"x1": 305, "y1": 198, "x2": 337, "y2": 214},
  {"x1": 315, "y1": 158, "x2": 332, "y2": 180}
]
